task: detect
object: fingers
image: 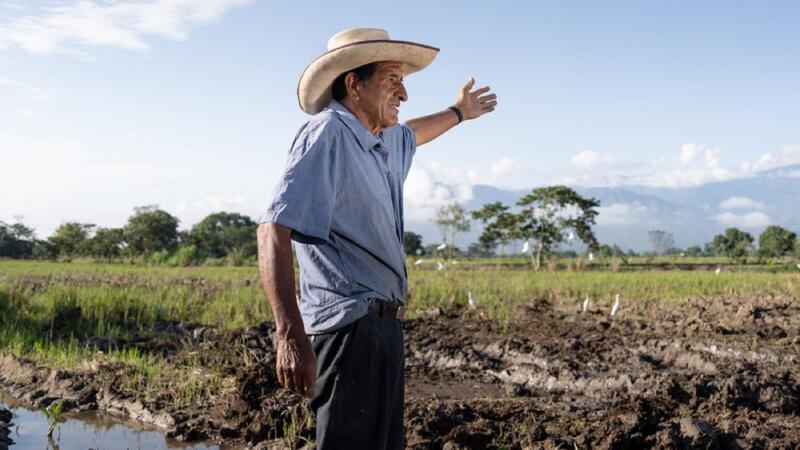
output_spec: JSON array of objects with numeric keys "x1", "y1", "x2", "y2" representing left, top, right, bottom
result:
[
  {"x1": 471, "y1": 86, "x2": 491, "y2": 97},
  {"x1": 293, "y1": 365, "x2": 305, "y2": 397},
  {"x1": 275, "y1": 337, "x2": 317, "y2": 398},
  {"x1": 283, "y1": 365, "x2": 297, "y2": 393},
  {"x1": 460, "y1": 77, "x2": 475, "y2": 94}
]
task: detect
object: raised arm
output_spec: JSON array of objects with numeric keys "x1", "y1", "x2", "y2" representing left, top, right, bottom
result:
[
  {"x1": 405, "y1": 77, "x2": 497, "y2": 146},
  {"x1": 256, "y1": 222, "x2": 316, "y2": 398}
]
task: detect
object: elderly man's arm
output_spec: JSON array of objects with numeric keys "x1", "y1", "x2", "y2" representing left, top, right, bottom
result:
[
  {"x1": 406, "y1": 77, "x2": 497, "y2": 146},
  {"x1": 256, "y1": 222, "x2": 316, "y2": 398}
]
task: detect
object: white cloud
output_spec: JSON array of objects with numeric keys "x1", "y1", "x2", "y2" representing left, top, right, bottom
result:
[
  {"x1": 711, "y1": 211, "x2": 771, "y2": 228},
  {"x1": 632, "y1": 166, "x2": 736, "y2": 188},
  {"x1": 679, "y1": 143, "x2": 700, "y2": 164},
  {"x1": 491, "y1": 157, "x2": 516, "y2": 178},
  {"x1": 404, "y1": 162, "x2": 477, "y2": 221},
  {"x1": 719, "y1": 197, "x2": 765, "y2": 211},
  {"x1": 740, "y1": 145, "x2": 800, "y2": 174},
  {"x1": 570, "y1": 150, "x2": 616, "y2": 170},
  {"x1": 0, "y1": 0, "x2": 254, "y2": 56},
  {"x1": 596, "y1": 202, "x2": 648, "y2": 226},
  {"x1": 610, "y1": 143, "x2": 734, "y2": 188}
]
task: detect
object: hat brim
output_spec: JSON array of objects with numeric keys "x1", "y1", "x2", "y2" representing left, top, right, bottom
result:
[{"x1": 297, "y1": 40, "x2": 439, "y2": 114}]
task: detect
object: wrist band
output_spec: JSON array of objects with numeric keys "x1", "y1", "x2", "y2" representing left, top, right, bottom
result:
[{"x1": 448, "y1": 106, "x2": 464, "y2": 124}]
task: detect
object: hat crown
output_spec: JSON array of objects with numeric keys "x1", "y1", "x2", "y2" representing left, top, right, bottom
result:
[{"x1": 327, "y1": 28, "x2": 390, "y2": 51}]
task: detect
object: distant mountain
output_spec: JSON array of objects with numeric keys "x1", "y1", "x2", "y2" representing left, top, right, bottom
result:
[{"x1": 405, "y1": 163, "x2": 800, "y2": 252}]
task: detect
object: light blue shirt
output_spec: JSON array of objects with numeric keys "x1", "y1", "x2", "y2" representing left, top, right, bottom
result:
[{"x1": 260, "y1": 100, "x2": 416, "y2": 334}]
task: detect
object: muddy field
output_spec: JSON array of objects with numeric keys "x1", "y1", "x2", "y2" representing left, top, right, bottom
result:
[{"x1": 1, "y1": 292, "x2": 799, "y2": 449}]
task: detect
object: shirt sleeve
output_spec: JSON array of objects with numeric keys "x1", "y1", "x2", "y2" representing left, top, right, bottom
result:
[
  {"x1": 260, "y1": 121, "x2": 340, "y2": 243},
  {"x1": 391, "y1": 123, "x2": 417, "y2": 182}
]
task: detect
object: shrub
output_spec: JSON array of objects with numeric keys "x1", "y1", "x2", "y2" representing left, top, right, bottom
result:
[
  {"x1": 168, "y1": 245, "x2": 204, "y2": 267},
  {"x1": 148, "y1": 250, "x2": 170, "y2": 266}
]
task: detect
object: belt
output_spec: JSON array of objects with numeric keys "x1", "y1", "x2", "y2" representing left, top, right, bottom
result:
[{"x1": 370, "y1": 300, "x2": 406, "y2": 320}]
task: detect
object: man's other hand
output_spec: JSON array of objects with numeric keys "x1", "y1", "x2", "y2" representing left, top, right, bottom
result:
[
  {"x1": 275, "y1": 333, "x2": 316, "y2": 398},
  {"x1": 454, "y1": 77, "x2": 497, "y2": 120}
]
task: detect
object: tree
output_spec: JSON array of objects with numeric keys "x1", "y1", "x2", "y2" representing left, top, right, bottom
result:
[
  {"x1": 49, "y1": 222, "x2": 94, "y2": 257},
  {"x1": 471, "y1": 202, "x2": 522, "y2": 256},
  {"x1": 0, "y1": 219, "x2": 35, "y2": 258},
  {"x1": 32, "y1": 240, "x2": 58, "y2": 260},
  {"x1": 516, "y1": 186, "x2": 599, "y2": 270},
  {"x1": 712, "y1": 228, "x2": 754, "y2": 263},
  {"x1": 598, "y1": 244, "x2": 625, "y2": 258},
  {"x1": 123, "y1": 206, "x2": 179, "y2": 257},
  {"x1": 758, "y1": 225, "x2": 796, "y2": 258},
  {"x1": 403, "y1": 231, "x2": 423, "y2": 256},
  {"x1": 473, "y1": 186, "x2": 599, "y2": 270},
  {"x1": 648, "y1": 230, "x2": 675, "y2": 256},
  {"x1": 188, "y1": 212, "x2": 257, "y2": 258},
  {"x1": 685, "y1": 246, "x2": 703, "y2": 257},
  {"x1": 434, "y1": 202, "x2": 470, "y2": 258},
  {"x1": 86, "y1": 227, "x2": 125, "y2": 260}
]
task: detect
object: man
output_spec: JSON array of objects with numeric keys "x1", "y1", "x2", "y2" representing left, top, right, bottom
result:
[{"x1": 257, "y1": 27, "x2": 496, "y2": 449}]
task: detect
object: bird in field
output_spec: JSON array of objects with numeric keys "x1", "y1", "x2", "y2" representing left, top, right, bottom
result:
[
  {"x1": 451, "y1": 260, "x2": 459, "y2": 265},
  {"x1": 567, "y1": 232, "x2": 575, "y2": 241},
  {"x1": 436, "y1": 262, "x2": 445, "y2": 271},
  {"x1": 715, "y1": 267, "x2": 721, "y2": 274},
  {"x1": 436, "y1": 243, "x2": 447, "y2": 251},
  {"x1": 588, "y1": 252, "x2": 595, "y2": 261},
  {"x1": 610, "y1": 294, "x2": 620, "y2": 317},
  {"x1": 796, "y1": 263, "x2": 800, "y2": 270},
  {"x1": 414, "y1": 259, "x2": 425, "y2": 266},
  {"x1": 521, "y1": 241, "x2": 530, "y2": 254},
  {"x1": 468, "y1": 289, "x2": 477, "y2": 309},
  {"x1": 582, "y1": 294, "x2": 589, "y2": 313}
]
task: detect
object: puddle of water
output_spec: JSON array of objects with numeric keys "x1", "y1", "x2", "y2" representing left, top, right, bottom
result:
[{"x1": 1, "y1": 394, "x2": 223, "y2": 450}]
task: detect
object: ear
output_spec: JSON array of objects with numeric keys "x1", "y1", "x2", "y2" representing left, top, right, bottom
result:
[{"x1": 344, "y1": 72, "x2": 360, "y2": 100}]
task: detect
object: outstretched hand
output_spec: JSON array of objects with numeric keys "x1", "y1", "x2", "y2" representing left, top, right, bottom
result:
[{"x1": 453, "y1": 77, "x2": 497, "y2": 120}]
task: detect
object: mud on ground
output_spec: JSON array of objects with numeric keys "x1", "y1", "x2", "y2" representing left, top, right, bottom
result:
[{"x1": 2, "y1": 293, "x2": 799, "y2": 449}]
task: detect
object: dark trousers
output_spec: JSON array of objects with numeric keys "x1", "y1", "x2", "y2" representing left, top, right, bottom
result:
[{"x1": 308, "y1": 308, "x2": 404, "y2": 450}]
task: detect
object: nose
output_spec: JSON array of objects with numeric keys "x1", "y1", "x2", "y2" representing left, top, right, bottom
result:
[{"x1": 397, "y1": 82, "x2": 408, "y2": 102}]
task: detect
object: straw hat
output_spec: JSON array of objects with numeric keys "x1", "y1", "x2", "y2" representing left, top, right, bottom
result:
[{"x1": 297, "y1": 28, "x2": 439, "y2": 114}]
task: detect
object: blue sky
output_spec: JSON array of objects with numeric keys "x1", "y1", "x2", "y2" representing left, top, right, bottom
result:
[{"x1": 1, "y1": 0, "x2": 799, "y2": 237}]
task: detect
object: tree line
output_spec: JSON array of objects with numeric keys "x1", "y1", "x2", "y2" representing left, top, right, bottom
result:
[
  {"x1": 0, "y1": 206, "x2": 257, "y2": 266},
  {"x1": 402, "y1": 185, "x2": 800, "y2": 267}
]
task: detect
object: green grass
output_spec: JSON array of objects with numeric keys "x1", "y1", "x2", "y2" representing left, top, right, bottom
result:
[{"x1": 1, "y1": 259, "x2": 798, "y2": 402}]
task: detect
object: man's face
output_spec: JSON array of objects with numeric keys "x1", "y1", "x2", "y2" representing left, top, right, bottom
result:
[{"x1": 357, "y1": 61, "x2": 408, "y2": 130}]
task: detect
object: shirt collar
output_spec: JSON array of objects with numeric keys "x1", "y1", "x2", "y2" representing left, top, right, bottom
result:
[{"x1": 326, "y1": 100, "x2": 384, "y2": 152}]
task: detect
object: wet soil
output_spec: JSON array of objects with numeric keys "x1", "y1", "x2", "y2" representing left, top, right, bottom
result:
[{"x1": 2, "y1": 293, "x2": 799, "y2": 449}]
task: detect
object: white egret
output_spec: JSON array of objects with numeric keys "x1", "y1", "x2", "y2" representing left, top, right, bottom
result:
[
  {"x1": 582, "y1": 294, "x2": 589, "y2": 313},
  {"x1": 414, "y1": 259, "x2": 425, "y2": 266},
  {"x1": 715, "y1": 267, "x2": 721, "y2": 274},
  {"x1": 521, "y1": 241, "x2": 530, "y2": 254},
  {"x1": 588, "y1": 252, "x2": 595, "y2": 261},
  {"x1": 436, "y1": 262, "x2": 445, "y2": 271},
  {"x1": 796, "y1": 263, "x2": 800, "y2": 270},
  {"x1": 468, "y1": 289, "x2": 477, "y2": 309},
  {"x1": 610, "y1": 294, "x2": 620, "y2": 317},
  {"x1": 567, "y1": 232, "x2": 575, "y2": 241},
  {"x1": 451, "y1": 260, "x2": 459, "y2": 265},
  {"x1": 436, "y1": 243, "x2": 447, "y2": 251}
]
